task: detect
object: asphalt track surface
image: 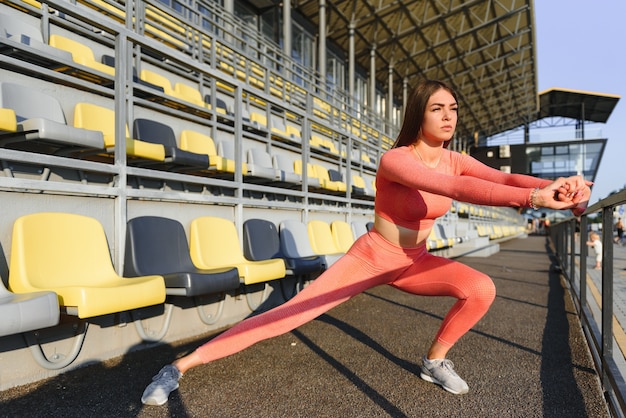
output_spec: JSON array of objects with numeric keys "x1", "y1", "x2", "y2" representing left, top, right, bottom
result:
[{"x1": 0, "y1": 236, "x2": 611, "y2": 417}]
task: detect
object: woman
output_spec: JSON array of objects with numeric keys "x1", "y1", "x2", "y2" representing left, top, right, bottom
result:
[{"x1": 142, "y1": 80, "x2": 591, "y2": 404}]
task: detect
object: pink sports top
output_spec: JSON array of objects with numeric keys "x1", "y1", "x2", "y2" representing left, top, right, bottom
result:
[{"x1": 375, "y1": 146, "x2": 552, "y2": 230}]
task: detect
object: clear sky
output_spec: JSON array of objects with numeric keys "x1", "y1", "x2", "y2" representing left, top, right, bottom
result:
[{"x1": 534, "y1": 0, "x2": 626, "y2": 204}]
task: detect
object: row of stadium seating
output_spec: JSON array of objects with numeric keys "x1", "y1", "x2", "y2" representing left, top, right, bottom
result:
[
  {"x1": 0, "y1": 80, "x2": 376, "y2": 197},
  {"x1": 69, "y1": 0, "x2": 391, "y2": 149},
  {"x1": 476, "y1": 223, "x2": 526, "y2": 240},
  {"x1": 0, "y1": 8, "x2": 383, "y2": 168},
  {"x1": 1, "y1": 212, "x2": 375, "y2": 338}
]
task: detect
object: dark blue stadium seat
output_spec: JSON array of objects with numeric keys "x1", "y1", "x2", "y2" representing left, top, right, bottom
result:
[
  {"x1": 132, "y1": 118, "x2": 209, "y2": 171},
  {"x1": 124, "y1": 216, "x2": 240, "y2": 297}
]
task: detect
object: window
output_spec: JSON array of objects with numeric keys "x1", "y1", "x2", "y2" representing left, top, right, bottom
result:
[{"x1": 326, "y1": 54, "x2": 345, "y2": 91}]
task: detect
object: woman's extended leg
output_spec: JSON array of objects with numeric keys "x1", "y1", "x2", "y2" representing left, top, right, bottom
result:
[
  {"x1": 189, "y1": 235, "x2": 418, "y2": 365},
  {"x1": 142, "y1": 230, "x2": 417, "y2": 405}
]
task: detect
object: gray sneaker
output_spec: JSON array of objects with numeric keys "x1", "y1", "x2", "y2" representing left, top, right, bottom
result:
[
  {"x1": 141, "y1": 364, "x2": 182, "y2": 405},
  {"x1": 420, "y1": 356, "x2": 469, "y2": 395}
]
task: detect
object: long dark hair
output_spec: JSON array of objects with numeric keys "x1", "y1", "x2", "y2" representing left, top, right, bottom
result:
[{"x1": 392, "y1": 79, "x2": 458, "y2": 149}]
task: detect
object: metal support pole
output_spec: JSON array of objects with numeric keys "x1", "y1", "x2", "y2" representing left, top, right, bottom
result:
[
  {"x1": 283, "y1": 0, "x2": 292, "y2": 57},
  {"x1": 569, "y1": 219, "x2": 576, "y2": 281},
  {"x1": 370, "y1": 46, "x2": 376, "y2": 113},
  {"x1": 113, "y1": 32, "x2": 130, "y2": 272},
  {"x1": 348, "y1": 22, "x2": 355, "y2": 107},
  {"x1": 387, "y1": 64, "x2": 393, "y2": 121},
  {"x1": 318, "y1": 0, "x2": 326, "y2": 83},
  {"x1": 402, "y1": 77, "x2": 408, "y2": 116}
]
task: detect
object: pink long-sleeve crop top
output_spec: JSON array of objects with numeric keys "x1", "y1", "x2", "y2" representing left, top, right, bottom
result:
[{"x1": 375, "y1": 146, "x2": 552, "y2": 230}]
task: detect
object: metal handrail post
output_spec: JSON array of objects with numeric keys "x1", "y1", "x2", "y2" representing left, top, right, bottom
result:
[
  {"x1": 579, "y1": 216, "x2": 588, "y2": 307},
  {"x1": 602, "y1": 206, "x2": 615, "y2": 388},
  {"x1": 569, "y1": 219, "x2": 576, "y2": 283}
]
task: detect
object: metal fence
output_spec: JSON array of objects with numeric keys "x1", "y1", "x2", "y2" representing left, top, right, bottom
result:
[{"x1": 551, "y1": 189, "x2": 626, "y2": 418}]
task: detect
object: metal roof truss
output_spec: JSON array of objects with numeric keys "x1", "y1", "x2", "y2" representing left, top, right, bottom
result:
[{"x1": 294, "y1": 0, "x2": 537, "y2": 140}]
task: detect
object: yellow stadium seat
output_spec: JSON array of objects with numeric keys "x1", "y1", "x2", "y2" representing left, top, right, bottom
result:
[
  {"x1": 180, "y1": 130, "x2": 235, "y2": 174},
  {"x1": 312, "y1": 164, "x2": 346, "y2": 193},
  {"x1": 330, "y1": 220, "x2": 355, "y2": 253},
  {"x1": 285, "y1": 124, "x2": 302, "y2": 141},
  {"x1": 189, "y1": 216, "x2": 286, "y2": 286},
  {"x1": 73, "y1": 102, "x2": 166, "y2": 162},
  {"x1": 144, "y1": 5, "x2": 189, "y2": 50},
  {"x1": 139, "y1": 69, "x2": 176, "y2": 96},
  {"x1": 8, "y1": 213, "x2": 165, "y2": 319},
  {"x1": 48, "y1": 34, "x2": 115, "y2": 77},
  {"x1": 249, "y1": 110, "x2": 268, "y2": 131},
  {"x1": 427, "y1": 228, "x2": 446, "y2": 251},
  {"x1": 350, "y1": 174, "x2": 372, "y2": 198},
  {"x1": 475, "y1": 224, "x2": 488, "y2": 237},
  {"x1": 309, "y1": 134, "x2": 325, "y2": 149},
  {"x1": 293, "y1": 160, "x2": 322, "y2": 189},
  {"x1": 435, "y1": 224, "x2": 455, "y2": 247},
  {"x1": 0, "y1": 108, "x2": 17, "y2": 132},
  {"x1": 313, "y1": 97, "x2": 331, "y2": 119},
  {"x1": 307, "y1": 220, "x2": 345, "y2": 268},
  {"x1": 78, "y1": 0, "x2": 125, "y2": 22},
  {"x1": 173, "y1": 82, "x2": 208, "y2": 108},
  {"x1": 139, "y1": 70, "x2": 211, "y2": 114}
]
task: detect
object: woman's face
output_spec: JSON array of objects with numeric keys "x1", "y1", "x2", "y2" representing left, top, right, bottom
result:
[{"x1": 420, "y1": 88, "x2": 458, "y2": 145}]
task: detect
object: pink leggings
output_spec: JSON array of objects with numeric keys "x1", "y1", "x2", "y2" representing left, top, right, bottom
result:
[{"x1": 195, "y1": 228, "x2": 496, "y2": 363}]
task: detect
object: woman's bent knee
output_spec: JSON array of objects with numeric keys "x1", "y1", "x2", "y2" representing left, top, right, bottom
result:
[{"x1": 473, "y1": 273, "x2": 496, "y2": 307}]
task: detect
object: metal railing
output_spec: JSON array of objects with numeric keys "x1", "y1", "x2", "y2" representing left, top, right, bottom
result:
[{"x1": 550, "y1": 189, "x2": 626, "y2": 418}]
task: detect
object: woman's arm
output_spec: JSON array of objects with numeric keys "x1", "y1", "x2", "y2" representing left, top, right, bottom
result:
[
  {"x1": 455, "y1": 152, "x2": 553, "y2": 189},
  {"x1": 455, "y1": 152, "x2": 592, "y2": 213},
  {"x1": 379, "y1": 148, "x2": 590, "y2": 211},
  {"x1": 379, "y1": 150, "x2": 536, "y2": 207}
]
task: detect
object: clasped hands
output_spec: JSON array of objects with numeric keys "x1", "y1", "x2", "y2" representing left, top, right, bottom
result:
[{"x1": 537, "y1": 175, "x2": 592, "y2": 216}]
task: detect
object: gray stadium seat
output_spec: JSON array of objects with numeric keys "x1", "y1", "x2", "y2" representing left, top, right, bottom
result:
[
  {"x1": 0, "y1": 277, "x2": 59, "y2": 338},
  {"x1": 280, "y1": 219, "x2": 337, "y2": 270},
  {"x1": 351, "y1": 221, "x2": 369, "y2": 239},
  {"x1": 0, "y1": 12, "x2": 72, "y2": 68},
  {"x1": 244, "y1": 218, "x2": 322, "y2": 299},
  {"x1": 246, "y1": 147, "x2": 281, "y2": 183},
  {"x1": 243, "y1": 218, "x2": 322, "y2": 277},
  {"x1": 272, "y1": 154, "x2": 302, "y2": 187},
  {"x1": 0, "y1": 82, "x2": 105, "y2": 154}
]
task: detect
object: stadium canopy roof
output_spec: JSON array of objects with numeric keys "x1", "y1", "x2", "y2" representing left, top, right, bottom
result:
[
  {"x1": 538, "y1": 88, "x2": 621, "y2": 124},
  {"x1": 293, "y1": 0, "x2": 538, "y2": 140}
]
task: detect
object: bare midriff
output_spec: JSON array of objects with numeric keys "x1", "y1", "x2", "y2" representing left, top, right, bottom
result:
[{"x1": 374, "y1": 214, "x2": 431, "y2": 248}]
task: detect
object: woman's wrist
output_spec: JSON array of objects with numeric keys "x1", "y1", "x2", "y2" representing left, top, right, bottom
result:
[{"x1": 529, "y1": 187, "x2": 540, "y2": 210}]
